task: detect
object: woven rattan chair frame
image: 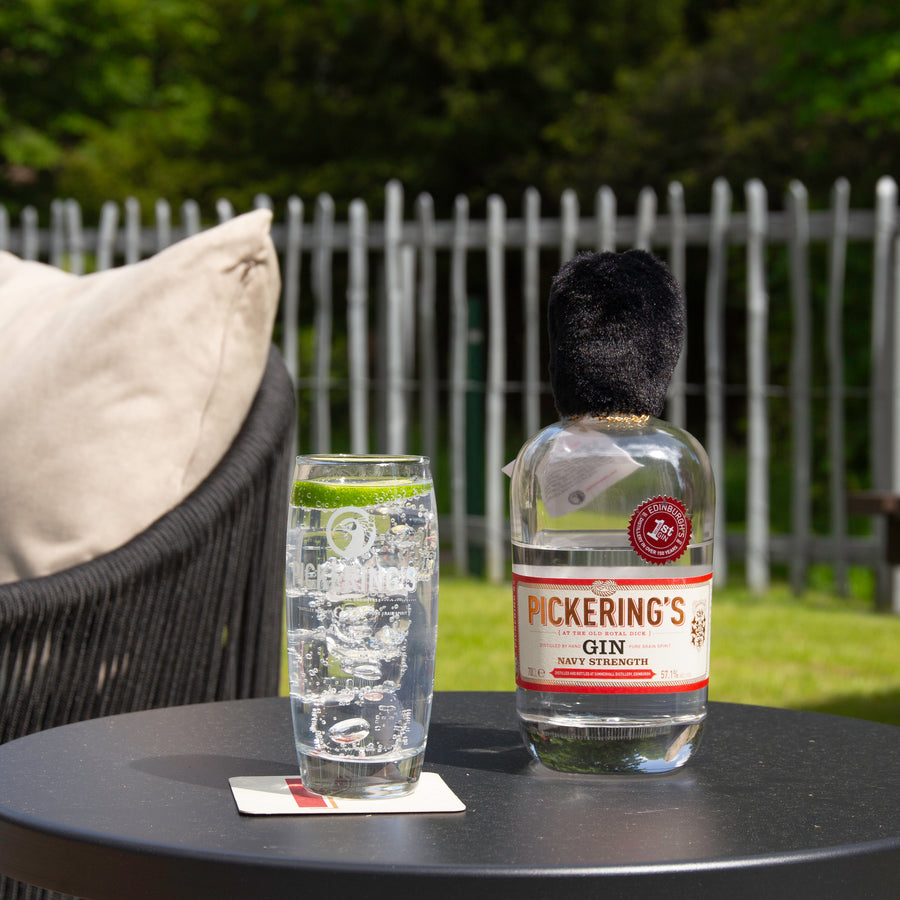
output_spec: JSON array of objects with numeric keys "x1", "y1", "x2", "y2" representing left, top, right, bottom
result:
[{"x1": 0, "y1": 345, "x2": 294, "y2": 899}]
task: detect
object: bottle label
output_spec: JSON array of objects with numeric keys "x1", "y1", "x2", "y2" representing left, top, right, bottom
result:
[{"x1": 512, "y1": 569, "x2": 712, "y2": 694}]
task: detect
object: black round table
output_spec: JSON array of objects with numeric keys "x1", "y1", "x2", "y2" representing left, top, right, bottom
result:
[{"x1": 0, "y1": 694, "x2": 898, "y2": 899}]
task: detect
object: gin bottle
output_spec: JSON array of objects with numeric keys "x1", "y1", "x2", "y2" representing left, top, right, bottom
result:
[{"x1": 509, "y1": 250, "x2": 714, "y2": 774}]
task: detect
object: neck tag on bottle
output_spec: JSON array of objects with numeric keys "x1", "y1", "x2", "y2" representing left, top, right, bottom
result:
[{"x1": 533, "y1": 428, "x2": 642, "y2": 518}]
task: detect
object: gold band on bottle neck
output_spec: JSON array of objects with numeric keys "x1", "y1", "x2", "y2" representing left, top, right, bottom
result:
[{"x1": 591, "y1": 413, "x2": 650, "y2": 425}]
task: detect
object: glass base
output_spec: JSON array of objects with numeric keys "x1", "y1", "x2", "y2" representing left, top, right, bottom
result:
[
  {"x1": 298, "y1": 749, "x2": 425, "y2": 799},
  {"x1": 520, "y1": 718, "x2": 705, "y2": 775}
]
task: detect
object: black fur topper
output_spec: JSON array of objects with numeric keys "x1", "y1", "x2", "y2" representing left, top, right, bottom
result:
[{"x1": 548, "y1": 249, "x2": 684, "y2": 418}]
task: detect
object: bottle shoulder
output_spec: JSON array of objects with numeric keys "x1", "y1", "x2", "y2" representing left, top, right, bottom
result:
[
  {"x1": 510, "y1": 415, "x2": 715, "y2": 546},
  {"x1": 512, "y1": 415, "x2": 711, "y2": 478}
]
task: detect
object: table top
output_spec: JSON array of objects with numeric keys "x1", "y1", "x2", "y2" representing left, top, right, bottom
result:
[{"x1": 0, "y1": 693, "x2": 898, "y2": 899}]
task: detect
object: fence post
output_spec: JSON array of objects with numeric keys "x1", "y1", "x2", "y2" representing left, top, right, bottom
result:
[
  {"x1": 485, "y1": 195, "x2": 508, "y2": 583},
  {"x1": 787, "y1": 180, "x2": 812, "y2": 593},
  {"x1": 65, "y1": 199, "x2": 84, "y2": 275},
  {"x1": 50, "y1": 199, "x2": 64, "y2": 268},
  {"x1": 124, "y1": 197, "x2": 141, "y2": 265},
  {"x1": 872, "y1": 177, "x2": 897, "y2": 490},
  {"x1": 667, "y1": 181, "x2": 687, "y2": 428},
  {"x1": 383, "y1": 180, "x2": 407, "y2": 454},
  {"x1": 347, "y1": 198, "x2": 369, "y2": 454},
  {"x1": 216, "y1": 197, "x2": 235, "y2": 223},
  {"x1": 155, "y1": 198, "x2": 172, "y2": 250},
  {"x1": 401, "y1": 243, "x2": 417, "y2": 425},
  {"x1": 180, "y1": 199, "x2": 200, "y2": 236},
  {"x1": 560, "y1": 188, "x2": 578, "y2": 263},
  {"x1": 21, "y1": 206, "x2": 39, "y2": 260},
  {"x1": 523, "y1": 187, "x2": 542, "y2": 440},
  {"x1": 96, "y1": 202, "x2": 119, "y2": 272},
  {"x1": 595, "y1": 186, "x2": 616, "y2": 252},
  {"x1": 466, "y1": 295, "x2": 486, "y2": 577},
  {"x1": 705, "y1": 178, "x2": 731, "y2": 586},
  {"x1": 892, "y1": 232, "x2": 900, "y2": 613},
  {"x1": 416, "y1": 193, "x2": 438, "y2": 464},
  {"x1": 312, "y1": 193, "x2": 334, "y2": 453},
  {"x1": 826, "y1": 178, "x2": 850, "y2": 594},
  {"x1": 746, "y1": 179, "x2": 770, "y2": 593},
  {"x1": 450, "y1": 195, "x2": 471, "y2": 573},
  {"x1": 635, "y1": 186, "x2": 656, "y2": 251},
  {"x1": 282, "y1": 196, "x2": 304, "y2": 392},
  {"x1": 871, "y1": 177, "x2": 897, "y2": 607}
]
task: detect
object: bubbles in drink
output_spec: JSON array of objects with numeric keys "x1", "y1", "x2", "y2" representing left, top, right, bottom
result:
[
  {"x1": 347, "y1": 663, "x2": 382, "y2": 681},
  {"x1": 328, "y1": 718, "x2": 371, "y2": 745}
]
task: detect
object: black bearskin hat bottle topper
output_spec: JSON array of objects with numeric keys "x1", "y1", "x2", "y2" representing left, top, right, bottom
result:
[{"x1": 508, "y1": 250, "x2": 715, "y2": 774}]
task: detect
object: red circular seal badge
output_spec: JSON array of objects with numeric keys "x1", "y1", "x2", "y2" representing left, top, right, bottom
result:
[{"x1": 628, "y1": 496, "x2": 691, "y2": 564}]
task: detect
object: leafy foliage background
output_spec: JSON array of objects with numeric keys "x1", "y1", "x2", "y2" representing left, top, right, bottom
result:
[{"x1": 3, "y1": 0, "x2": 898, "y2": 219}]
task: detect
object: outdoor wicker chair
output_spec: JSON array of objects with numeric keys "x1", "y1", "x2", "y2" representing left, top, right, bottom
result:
[
  {"x1": 0, "y1": 344, "x2": 294, "y2": 744},
  {"x1": 0, "y1": 344, "x2": 294, "y2": 898}
]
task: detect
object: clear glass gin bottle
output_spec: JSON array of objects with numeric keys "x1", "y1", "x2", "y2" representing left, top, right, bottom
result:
[
  {"x1": 509, "y1": 248, "x2": 714, "y2": 774},
  {"x1": 510, "y1": 413, "x2": 714, "y2": 773}
]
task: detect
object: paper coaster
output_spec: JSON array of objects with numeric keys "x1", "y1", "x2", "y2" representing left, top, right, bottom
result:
[{"x1": 229, "y1": 772, "x2": 465, "y2": 815}]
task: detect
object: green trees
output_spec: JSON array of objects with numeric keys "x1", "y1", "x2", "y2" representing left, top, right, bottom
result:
[
  {"x1": 0, "y1": 0, "x2": 693, "y2": 216},
  {"x1": 1, "y1": 0, "x2": 898, "y2": 218},
  {"x1": 0, "y1": 0, "x2": 220, "y2": 215},
  {"x1": 551, "y1": 0, "x2": 900, "y2": 207}
]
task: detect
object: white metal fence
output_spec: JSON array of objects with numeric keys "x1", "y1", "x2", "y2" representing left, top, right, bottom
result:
[{"x1": 3, "y1": 176, "x2": 899, "y2": 610}]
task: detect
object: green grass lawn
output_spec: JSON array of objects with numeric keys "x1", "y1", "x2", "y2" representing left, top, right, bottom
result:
[
  {"x1": 433, "y1": 575, "x2": 900, "y2": 727},
  {"x1": 281, "y1": 575, "x2": 900, "y2": 727}
]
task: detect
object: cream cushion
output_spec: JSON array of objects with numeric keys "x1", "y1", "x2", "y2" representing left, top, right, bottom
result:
[{"x1": 0, "y1": 209, "x2": 281, "y2": 584}]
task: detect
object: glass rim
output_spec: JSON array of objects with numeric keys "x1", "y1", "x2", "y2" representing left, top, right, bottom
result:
[{"x1": 295, "y1": 453, "x2": 430, "y2": 466}]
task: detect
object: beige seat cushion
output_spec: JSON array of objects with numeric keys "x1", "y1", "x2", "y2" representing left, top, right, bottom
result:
[{"x1": 0, "y1": 209, "x2": 281, "y2": 584}]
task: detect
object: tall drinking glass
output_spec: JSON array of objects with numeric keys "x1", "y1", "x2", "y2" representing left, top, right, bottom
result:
[{"x1": 285, "y1": 455, "x2": 439, "y2": 798}]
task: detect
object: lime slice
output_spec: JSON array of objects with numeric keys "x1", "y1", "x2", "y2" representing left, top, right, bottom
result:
[{"x1": 291, "y1": 478, "x2": 428, "y2": 509}]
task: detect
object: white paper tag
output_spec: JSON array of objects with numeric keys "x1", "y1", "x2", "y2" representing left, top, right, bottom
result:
[
  {"x1": 229, "y1": 772, "x2": 465, "y2": 815},
  {"x1": 504, "y1": 427, "x2": 642, "y2": 518}
]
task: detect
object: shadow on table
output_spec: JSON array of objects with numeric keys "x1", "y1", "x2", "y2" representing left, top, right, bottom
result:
[
  {"x1": 425, "y1": 722, "x2": 531, "y2": 774},
  {"x1": 131, "y1": 754, "x2": 292, "y2": 789}
]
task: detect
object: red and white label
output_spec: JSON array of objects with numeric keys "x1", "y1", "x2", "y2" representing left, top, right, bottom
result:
[
  {"x1": 513, "y1": 569, "x2": 711, "y2": 694},
  {"x1": 628, "y1": 496, "x2": 692, "y2": 564}
]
